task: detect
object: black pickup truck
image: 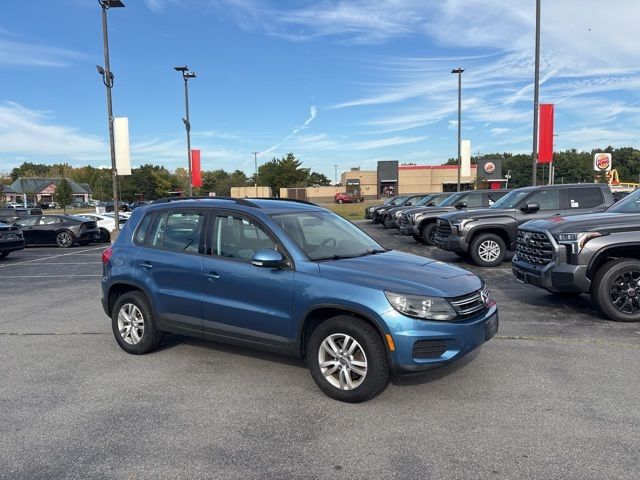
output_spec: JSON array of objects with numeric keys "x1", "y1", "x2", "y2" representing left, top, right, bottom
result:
[
  {"x1": 435, "y1": 183, "x2": 614, "y2": 267},
  {"x1": 512, "y1": 188, "x2": 640, "y2": 322}
]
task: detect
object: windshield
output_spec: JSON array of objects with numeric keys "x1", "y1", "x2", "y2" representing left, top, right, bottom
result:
[
  {"x1": 438, "y1": 192, "x2": 466, "y2": 207},
  {"x1": 388, "y1": 196, "x2": 408, "y2": 206},
  {"x1": 490, "y1": 189, "x2": 531, "y2": 209},
  {"x1": 415, "y1": 194, "x2": 437, "y2": 206},
  {"x1": 607, "y1": 189, "x2": 640, "y2": 213},
  {"x1": 271, "y1": 211, "x2": 385, "y2": 261}
]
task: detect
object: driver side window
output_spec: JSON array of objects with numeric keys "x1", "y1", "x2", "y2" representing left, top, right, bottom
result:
[
  {"x1": 212, "y1": 215, "x2": 276, "y2": 261},
  {"x1": 527, "y1": 189, "x2": 559, "y2": 210}
]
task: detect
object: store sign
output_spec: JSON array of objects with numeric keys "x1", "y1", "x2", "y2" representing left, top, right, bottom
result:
[
  {"x1": 484, "y1": 162, "x2": 496, "y2": 174},
  {"x1": 593, "y1": 153, "x2": 612, "y2": 172}
]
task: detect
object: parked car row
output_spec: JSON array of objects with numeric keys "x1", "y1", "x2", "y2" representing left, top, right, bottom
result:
[{"x1": 367, "y1": 184, "x2": 640, "y2": 322}]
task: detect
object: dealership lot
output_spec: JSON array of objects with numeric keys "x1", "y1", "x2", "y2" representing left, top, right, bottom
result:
[{"x1": 1, "y1": 230, "x2": 639, "y2": 479}]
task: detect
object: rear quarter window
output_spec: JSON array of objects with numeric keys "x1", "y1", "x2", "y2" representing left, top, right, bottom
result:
[
  {"x1": 133, "y1": 213, "x2": 154, "y2": 245},
  {"x1": 567, "y1": 188, "x2": 604, "y2": 209}
]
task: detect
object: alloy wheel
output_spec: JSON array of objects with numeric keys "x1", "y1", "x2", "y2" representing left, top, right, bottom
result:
[
  {"x1": 117, "y1": 303, "x2": 145, "y2": 345},
  {"x1": 56, "y1": 232, "x2": 73, "y2": 248},
  {"x1": 318, "y1": 333, "x2": 367, "y2": 391},
  {"x1": 478, "y1": 240, "x2": 501, "y2": 262},
  {"x1": 609, "y1": 270, "x2": 640, "y2": 315}
]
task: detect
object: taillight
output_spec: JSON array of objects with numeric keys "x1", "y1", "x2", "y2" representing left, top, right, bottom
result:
[{"x1": 102, "y1": 247, "x2": 113, "y2": 264}]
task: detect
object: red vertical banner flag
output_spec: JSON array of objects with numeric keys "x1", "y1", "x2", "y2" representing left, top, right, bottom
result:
[
  {"x1": 538, "y1": 104, "x2": 554, "y2": 164},
  {"x1": 190, "y1": 149, "x2": 202, "y2": 187}
]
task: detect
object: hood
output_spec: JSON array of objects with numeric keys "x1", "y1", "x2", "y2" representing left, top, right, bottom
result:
[
  {"x1": 318, "y1": 250, "x2": 482, "y2": 297},
  {"x1": 522, "y1": 212, "x2": 640, "y2": 233},
  {"x1": 441, "y1": 207, "x2": 518, "y2": 222},
  {"x1": 414, "y1": 206, "x2": 458, "y2": 219}
]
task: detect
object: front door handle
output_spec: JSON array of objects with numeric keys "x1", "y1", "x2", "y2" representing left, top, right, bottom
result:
[
  {"x1": 140, "y1": 262, "x2": 153, "y2": 270},
  {"x1": 204, "y1": 272, "x2": 220, "y2": 281}
]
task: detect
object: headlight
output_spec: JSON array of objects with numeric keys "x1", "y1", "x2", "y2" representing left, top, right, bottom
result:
[
  {"x1": 552, "y1": 232, "x2": 603, "y2": 254},
  {"x1": 395, "y1": 211, "x2": 403, "y2": 218},
  {"x1": 367, "y1": 207, "x2": 375, "y2": 212},
  {"x1": 385, "y1": 291, "x2": 457, "y2": 321},
  {"x1": 451, "y1": 218, "x2": 476, "y2": 232}
]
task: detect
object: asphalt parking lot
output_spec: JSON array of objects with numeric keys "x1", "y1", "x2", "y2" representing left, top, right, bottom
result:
[{"x1": 1, "y1": 229, "x2": 639, "y2": 480}]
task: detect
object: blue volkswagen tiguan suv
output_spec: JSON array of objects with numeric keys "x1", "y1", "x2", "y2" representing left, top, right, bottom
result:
[{"x1": 101, "y1": 197, "x2": 498, "y2": 402}]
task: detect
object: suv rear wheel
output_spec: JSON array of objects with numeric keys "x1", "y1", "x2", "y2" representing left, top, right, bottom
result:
[
  {"x1": 111, "y1": 291, "x2": 163, "y2": 354},
  {"x1": 307, "y1": 316, "x2": 389, "y2": 402},
  {"x1": 420, "y1": 222, "x2": 437, "y2": 246},
  {"x1": 470, "y1": 233, "x2": 506, "y2": 267},
  {"x1": 592, "y1": 258, "x2": 640, "y2": 322}
]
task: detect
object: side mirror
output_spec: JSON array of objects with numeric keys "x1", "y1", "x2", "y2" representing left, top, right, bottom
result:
[
  {"x1": 426, "y1": 202, "x2": 436, "y2": 207},
  {"x1": 522, "y1": 202, "x2": 540, "y2": 212},
  {"x1": 251, "y1": 249, "x2": 284, "y2": 268},
  {"x1": 405, "y1": 202, "x2": 412, "y2": 206},
  {"x1": 455, "y1": 201, "x2": 467, "y2": 209}
]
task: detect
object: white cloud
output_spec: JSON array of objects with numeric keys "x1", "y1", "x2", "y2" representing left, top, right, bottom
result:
[
  {"x1": 261, "y1": 105, "x2": 318, "y2": 155},
  {"x1": 0, "y1": 30, "x2": 89, "y2": 68}
]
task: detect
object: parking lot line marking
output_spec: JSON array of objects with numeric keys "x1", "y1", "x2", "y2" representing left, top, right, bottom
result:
[
  {"x1": 5, "y1": 262, "x2": 102, "y2": 265},
  {"x1": 0, "y1": 246, "x2": 105, "y2": 268},
  {"x1": 0, "y1": 332, "x2": 108, "y2": 336}
]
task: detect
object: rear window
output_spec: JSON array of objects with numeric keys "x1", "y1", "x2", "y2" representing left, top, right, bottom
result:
[{"x1": 567, "y1": 188, "x2": 604, "y2": 209}]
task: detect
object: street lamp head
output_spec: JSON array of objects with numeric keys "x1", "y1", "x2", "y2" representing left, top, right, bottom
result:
[
  {"x1": 96, "y1": 65, "x2": 105, "y2": 75},
  {"x1": 174, "y1": 66, "x2": 189, "y2": 72},
  {"x1": 100, "y1": 0, "x2": 125, "y2": 8},
  {"x1": 451, "y1": 68, "x2": 465, "y2": 74},
  {"x1": 185, "y1": 72, "x2": 196, "y2": 79}
]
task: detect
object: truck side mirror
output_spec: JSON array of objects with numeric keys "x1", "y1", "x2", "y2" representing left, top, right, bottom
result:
[
  {"x1": 455, "y1": 201, "x2": 467, "y2": 209},
  {"x1": 522, "y1": 202, "x2": 540, "y2": 212}
]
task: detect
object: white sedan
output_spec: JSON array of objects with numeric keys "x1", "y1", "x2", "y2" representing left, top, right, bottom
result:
[{"x1": 77, "y1": 213, "x2": 126, "y2": 243}]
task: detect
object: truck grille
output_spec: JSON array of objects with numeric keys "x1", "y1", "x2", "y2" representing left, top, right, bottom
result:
[
  {"x1": 436, "y1": 219, "x2": 452, "y2": 238},
  {"x1": 412, "y1": 340, "x2": 447, "y2": 359},
  {"x1": 448, "y1": 289, "x2": 486, "y2": 320},
  {"x1": 516, "y1": 230, "x2": 554, "y2": 267},
  {"x1": 399, "y1": 213, "x2": 411, "y2": 227}
]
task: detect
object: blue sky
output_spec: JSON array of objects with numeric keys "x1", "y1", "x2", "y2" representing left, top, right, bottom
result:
[{"x1": 1, "y1": 0, "x2": 639, "y2": 180}]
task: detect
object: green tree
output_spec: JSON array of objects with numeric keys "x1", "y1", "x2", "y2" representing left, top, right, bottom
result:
[
  {"x1": 55, "y1": 179, "x2": 74, "y2": 213},
  {"x1": 306, "y1": 171, "x2": 331, "y2": 186}
]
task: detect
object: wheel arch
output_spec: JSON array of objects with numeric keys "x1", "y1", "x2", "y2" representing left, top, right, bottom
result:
[
  {"x1": 587, "y1": 243, "x2": 640, "y2": 279},
  {"x1": 468, "y1": 226, "x2": 512, "y2": 250},
  {"x1": 297, "y1": 304, "x2": 393, "y2": 365},
  {"x1": 106, "y1": 281, "x2": 154, "y2": 318}
]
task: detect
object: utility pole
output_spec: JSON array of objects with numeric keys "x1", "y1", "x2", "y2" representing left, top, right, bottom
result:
[
  {"x1": 253, "y1": 152, "x2": 259, "y2": 197},
  {"x1": 97, "y1": 0, "x2": 125, "y2": 232},
  {"x1": 531, "y1": 0, "x2": 541, "y2": 186},
  {"x1": 334, "y1": 165, "x2": 338, "y2": 185},
  {"x1": 451, "y1": 68, "x2": 464, "y2": 192},
  {"x1": 174, "y1": 66, "x2": 196, "y2": 196}
]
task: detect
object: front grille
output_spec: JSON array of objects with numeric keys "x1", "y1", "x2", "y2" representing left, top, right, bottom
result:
[
  {"x1": 399, "y1": 213, "x2": 411, "y2": 227},
  {"x1": 448, "y1": 290, "x2": 486, "y2": 319},
  {"x1": 436, "y1": 219, "x2": 452, "y2": 238},
  {"x1": 412, "y1": 340, "x2": 447, "y2": 359},
  {"x1": 516, "y1": 229, "x2": 554, "y2": 267}
]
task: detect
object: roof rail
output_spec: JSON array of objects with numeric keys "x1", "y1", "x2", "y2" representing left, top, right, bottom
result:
[
  {"x1": 248, "y1": 197, "x2": 317, "y2": 206},
  {"x1": 151, "y1": 196, "x2": 258, "y2": 207}
]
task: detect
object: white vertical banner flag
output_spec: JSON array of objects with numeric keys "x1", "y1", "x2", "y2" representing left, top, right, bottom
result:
[
  {"x1": 461, "y1": 139, "x2": 471, "y2": 177},
  {"x1": 113, "y1": 117, "x2": 132, "y2": 176}
]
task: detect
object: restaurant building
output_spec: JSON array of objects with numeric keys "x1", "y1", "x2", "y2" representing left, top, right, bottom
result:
[{"x1": 7, "y1": 178, "x2": 93, "y2": 204}]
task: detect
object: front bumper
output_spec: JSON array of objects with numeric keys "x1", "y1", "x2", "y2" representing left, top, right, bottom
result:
[
  {"x1": 434, "y1": 234, "x2": 468, "y2": 253},
  {"x1": 512, "y1": 258, "x2": 590, "y2": 293},
  {"x1": 385, "y1": 304, "x2": 499, "y2": 374}
]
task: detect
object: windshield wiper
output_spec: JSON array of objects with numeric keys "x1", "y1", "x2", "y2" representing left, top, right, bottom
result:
[{"x1": 313, "y1": 249, "x2": 388, "y2": 261}]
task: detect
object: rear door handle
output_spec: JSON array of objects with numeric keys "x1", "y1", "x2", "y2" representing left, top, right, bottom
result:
[
  {"x1": 204, "y1": 272, "x2": 220, "y2": 281},
  {"x1": 140, "y1": 262, "x2": 153, "y2": 270}
]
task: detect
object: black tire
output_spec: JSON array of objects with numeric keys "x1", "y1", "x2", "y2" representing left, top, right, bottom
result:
[
  {"x1": 307, "y1": 315, "x2": 389, "y2": 403},
  {"x1": 469, "y1": 233, "x2": 506, "y2": 267},
  {"x1": 111, "y1": 291, "x2": 163, "y2": 354},
  {"x1": 420, "y1": 222, "x2": 437, "y2": 246},
  {"x1": 337, "y1": 199, "x2": 343, "y2": 204},
  {"x1": 99, "y1": 228, "x2": 111, "y2": 243},
  {"x1": 591, "y1": 258, "x2": 640, "y2": 322},
  {"x1": 55, "y1": 230, "x2": 75, "y2": 248},
  {"x1": 412, "y1": 233, "x2": 424, "y2": 244},
  {"x1": 355, "y1": 198, "x2": 361, "y2": 203},
  {"x1": 0, "y1": 252, "x2": 9, "y2": 259},
  {"x1": 382, "y1": 215, "x2": 393, "y2": 229}
]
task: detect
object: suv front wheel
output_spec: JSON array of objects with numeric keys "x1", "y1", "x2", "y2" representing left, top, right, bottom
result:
[
  {"x1": 307, "y1": 316, "x2": 389, "y2": 402},
  {"x1": 592, "y1": 258, "x2": 640, "y2": 322},
  {"x1": 470, "y1": 233, "x2": 506, "y2": 267}
]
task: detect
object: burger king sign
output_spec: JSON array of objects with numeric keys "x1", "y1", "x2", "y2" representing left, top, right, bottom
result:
[{"x1": 594, "y1": 153, "x2": 612, "y2": 172}]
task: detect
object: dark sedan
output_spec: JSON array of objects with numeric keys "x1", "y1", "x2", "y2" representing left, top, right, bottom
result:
[
  {"x1": 0, "y1": 220, "x2": 25, "y2": 258},
  {"x1": 14, "y1": 215, "x2": 100, "y2": 248}
]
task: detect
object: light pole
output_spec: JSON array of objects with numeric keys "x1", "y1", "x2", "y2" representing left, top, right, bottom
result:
[
  {"x1": 334, "y1": 165, "x2": 338, "y2": 186},
  {"x1": 531, "y1": 0, "x2": 541, "y2": 185},
  {"x1": 97, "y1": 0, "x2": 124, "y2": 231},
  {"x1": 175, "y1": 66, "x2": 196, "y2": 196},
  {"x1": 252, "y1": 152, "x2": 259, "y2": 197},
  {"x1": 451, "y1": 68, "x2": 464, "y2": 192}
]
